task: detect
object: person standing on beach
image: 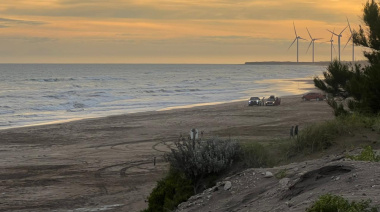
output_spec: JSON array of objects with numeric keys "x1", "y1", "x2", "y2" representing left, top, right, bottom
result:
[
  {"x1": 290, "y1": 126, "x2": 294, "y2": 139},
  {"x1": 294, "y1": 125, "x2": 299, "y2": 139}
]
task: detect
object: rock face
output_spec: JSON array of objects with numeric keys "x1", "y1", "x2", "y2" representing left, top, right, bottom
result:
[{"x1": 176, "y1": 155, "x2": 380, "y2": 212}]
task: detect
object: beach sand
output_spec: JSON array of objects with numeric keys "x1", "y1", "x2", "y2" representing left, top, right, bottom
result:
[{"x1": 0, "y1": 93, "x2": 333, "y2": 212}]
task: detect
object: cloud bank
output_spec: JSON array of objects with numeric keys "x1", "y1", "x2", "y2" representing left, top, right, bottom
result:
[{"x1": 0, "y1": 0, "x2": 365, "y2": 63}]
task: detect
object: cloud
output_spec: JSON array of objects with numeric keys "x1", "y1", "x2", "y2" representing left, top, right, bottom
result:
[
  {"x1": 2, "y1": 36, "x2": 56, "y2": 43},
  {"x1": 0, "y1": 0, "x2": 365, "y2": 63},
  {"x1": 0, "y1": 17, "x2": 46, "y2": 27},
  {"x1": 0, "y1": 0, "x2": 359, "y2": 23}
]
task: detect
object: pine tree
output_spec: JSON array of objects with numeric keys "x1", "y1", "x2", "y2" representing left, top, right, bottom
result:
[{"x1": 314, "y1": 0, "x2": 380, "y2": 115}]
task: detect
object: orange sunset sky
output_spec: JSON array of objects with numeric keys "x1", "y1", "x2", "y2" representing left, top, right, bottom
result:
[{"x1": 0, "y1": 0, "x2": 367, "y2": 63}]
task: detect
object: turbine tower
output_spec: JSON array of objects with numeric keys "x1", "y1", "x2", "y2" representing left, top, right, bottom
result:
[
  {"x1": 344, "y1": 17, "x2": 355, "y2": 62},
  {"x1": 306, "y1": 27, "x2": 322, "y2": 63},
  {"x1": 327, "y1": 28, "x2": 337, "y2": 62},
  {"x1": 327, "y1": 26, "x2": 348, "y2": 61},
  {"x1": 288, "y1": 22, "x2": 307, "y2": 62}
]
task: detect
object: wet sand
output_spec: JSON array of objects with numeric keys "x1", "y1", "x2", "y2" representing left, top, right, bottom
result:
[{"x1": 0, "y1": 94, "x2": 333, "y2": 211}]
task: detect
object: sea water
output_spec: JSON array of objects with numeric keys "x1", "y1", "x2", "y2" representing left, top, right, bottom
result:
[{"x1": 0, "y1": 64, "x2": 326, "y2": 129}]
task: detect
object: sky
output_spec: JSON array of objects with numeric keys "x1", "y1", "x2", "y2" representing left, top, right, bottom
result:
[{"x1": 0, "y1": 0, "x2": 368, "y2": 64}]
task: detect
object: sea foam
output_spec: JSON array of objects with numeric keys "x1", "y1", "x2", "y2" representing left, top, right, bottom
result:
[{"x1": 0, "y1": 64, "x2": 325, "y2": 129}]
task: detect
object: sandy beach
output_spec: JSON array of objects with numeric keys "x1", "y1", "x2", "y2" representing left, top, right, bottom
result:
[{"x1": 0, "y1": 93, "x2": 333, "y2": 212}]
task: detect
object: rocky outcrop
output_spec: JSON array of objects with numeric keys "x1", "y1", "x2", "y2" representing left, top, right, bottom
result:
[{"x1": 177, "y1": 154, "x2": 380, "y2": 212}]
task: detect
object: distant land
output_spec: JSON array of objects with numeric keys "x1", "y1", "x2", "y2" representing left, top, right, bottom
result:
[{"x1": 244, "y1": 61, "x2": 368, "y2": 66}]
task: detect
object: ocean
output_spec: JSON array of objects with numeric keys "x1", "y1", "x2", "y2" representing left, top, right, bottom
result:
[{"x1": 0, "y1": 64, "x2": 326, "y2": 129}]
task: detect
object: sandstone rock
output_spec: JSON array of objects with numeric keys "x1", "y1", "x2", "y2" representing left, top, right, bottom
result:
[
  {"x1": 279, "y1": 178, "x2": 290, "y2": 188},
  {"x1": 285, "y1": 201, "x2": 293, "y2": 207},
  {"x1": 264, "y1": 171, "x2": 273, "y2": 178},
  {"x1": 224, "y1": 181, "x2": 232, "y2": 190},
  {"x1": 188, "y1": 194, "x2": 202, "y2": 201}
]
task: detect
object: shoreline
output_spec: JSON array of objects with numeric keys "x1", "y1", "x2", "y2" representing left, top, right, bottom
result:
[
  {"x1": 245, "y1": 61, "x2": 331, "y2": 66},
  {"x1": 1, "y1": 78, "x2": 318, "y2": 131},
  {"x1": 0, "y1": 100, "x2": 246, "y2": 131}
]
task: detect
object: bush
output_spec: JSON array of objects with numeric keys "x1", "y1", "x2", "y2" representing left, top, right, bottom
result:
[
  {"x1": 291, "y1": 120, "x2": 345, "y2": 154},
  {"x1": 347, "y1": 146, "x2": 380, "y2": 162},
  {"x1": 142, "y1": 138, "x2": 241, "y2": 211},
  {"x1": 166, "y1": 137, "x2": 240, "y2": 191},
  {"x1": 340, "y1": 113, "x2": 378, "y2": 129},
  {"x1": 289, "y1": 113, "x2": 379, "y2": 155},
  {"x1": 142, "y1": 168, "x2": 194, "y2": 212},
  {"x1": 239, "y1": 142, "x2": 274, "y2": 168},
  {"x1": 307, "y1": 193, "x2": 378, "y2": 212},
  {"x1": 274, "y1": 169, "x2": 287, "y2": 179}
]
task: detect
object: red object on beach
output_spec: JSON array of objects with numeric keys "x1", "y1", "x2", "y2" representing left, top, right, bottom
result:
[{"x1": 302, "y1": 93, "x2": 325, "y2": 101}]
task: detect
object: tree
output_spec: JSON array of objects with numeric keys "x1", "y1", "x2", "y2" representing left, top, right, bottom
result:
[
  {"x1": 354, "y1": 0, "x2": 380, "y2": 66},
  {"x1": 314, "y1": 0, "x2": 380, "y2": 115}
]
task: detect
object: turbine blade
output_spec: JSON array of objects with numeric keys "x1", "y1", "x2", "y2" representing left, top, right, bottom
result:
[
  {"x1": 306, "y1": 27, "x2": 312, "y2": 39},
  {"x1": 293, "y1": 21, "x2": 297, "y2": 36},
  {"x1": 332, "y1": 44, "x2": 337, "y2": 53},
  {"x1": 340, "y1": 25, "x2": 348, "y2": 35},
  {"x1": 306, "y1": 41, "x2": 312, "y2": 53},
  {"x1": 327, "y1": 29, "x2": 339, "y2": 36},
  {"x1": 346, "y1": 17, "x2": 353, "y2": 33},
  {"x1": 343, "y1": 36, "x2": 352, "y2": 50},
  {"x1": 299, "y1": 37, "x2": 307, "y2": 41},
  {"x1": 330, "y1": 28, "x2": 335, "y2": 40},
  {"x1": 288, "y1": 38, "x2": 297, "y2": 50}
]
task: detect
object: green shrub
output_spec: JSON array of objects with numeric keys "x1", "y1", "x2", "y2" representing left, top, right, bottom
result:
[
  {"x1": 143, "y1": 138, "x2": 240, "y2": 211},
  {"x1": 339, "y1": 113, "x2": 377, "y2": 129},
  {"x1": 274, "y1": 169, "x2": 287, "y2": 179},
  {"x1": 347, "y1": 146, "x2": 380, "y2": 162},
  {"x1": 142, "y1": 168, "x2": 194, "y2": 212},
  {"x1": 307, "y1": 194, "x2": 378, "y2": 212},
  {"x1": 166, "y1": 137, "x2": 240, "y2": 190},
  {"x1": 239, "y1": 142, "x2": 274, "y2": 168},
  {"x1": 289, "y1": 113, "x2": 378, "y2": 155},
  {"x1": 291, "y1": 120, "x2": 344, "y2": 154}
]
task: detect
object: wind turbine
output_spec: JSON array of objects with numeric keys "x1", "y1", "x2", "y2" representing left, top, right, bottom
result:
[
  {"x1": 288, "y1": 22, "x2": 307, "y2": 63},
  {"x1": 327, "y1": 28, "x2": 337, "y2": 62},
  {"x1": 306, "y1": 28, "x2": 322, "y2": 63},
  {"x1": 327, "y1": 25, "x2": 348, "y2": 61},
  {"x1": 343, "y1": 17, "x2": 355, "y2": 62}
]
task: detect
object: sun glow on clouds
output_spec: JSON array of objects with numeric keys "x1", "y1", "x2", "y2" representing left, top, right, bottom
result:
[{"x1": 0, "y1": 0, "x2": 365, "y2": 63}]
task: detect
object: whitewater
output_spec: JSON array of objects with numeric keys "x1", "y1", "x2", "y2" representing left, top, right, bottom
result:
[{"x1": 0, "y1": 64, "x2": 326, "y2": 129}]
